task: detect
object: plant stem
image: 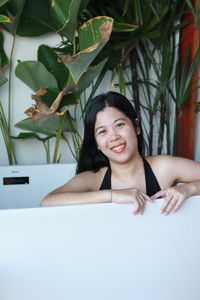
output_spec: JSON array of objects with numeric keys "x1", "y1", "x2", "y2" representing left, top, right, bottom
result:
[
  {"x1": 43, "y1": 140, "x2": 51, "y2": 163},
  {"x1": 8, "y1": 33, "x2": 16, "y2": 132},
  {"x1": 52, "y1": 114, "x2": 66, "y2": 163},
  {"x1": 0, "y1": 103, "x2": 17, "y2": 164},
  {"x1": 129, "y1": 48, "x2": 141, "y2": 118}
]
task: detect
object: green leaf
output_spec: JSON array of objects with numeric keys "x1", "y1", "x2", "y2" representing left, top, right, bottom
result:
[
  {"x1": 15, "y1": 114, "x2": 74, "y2": 135},
  {"x1": 38, "y1": 44, "x2": 69, "y2": 90},
  {"x1": 50, "y1": 0, "x2": 82, "y2": 42},
  {"x1": 61, "y1": 16, "x2": 113, "y2": 84},
  {"x1": 143, "y1": 29, "x2": 161, "y2": 39},
  {"x1": 0, "y1": 14, "x2": 13, "y2": 22},
  {"x1": 0, "y1": 0, "x2": 26, "y2": 35},
  {"x1": 39, "y1": 87, "x2": 78, "y2": 109},
  {"x1": 0, "y1": 31, "x2": 8, "y2": 86},
  {"x1": 113, "y1": 21, "x2": 138, "y2": 32},
  {"x1": 15, "y1": 61, "x2": 58, "y2": 92},
  {"x1": 12, "y1": 132, "x2": 54, "y2": 141},
  {"x1": 175, "y1": 45, "x2": 200, "y2": 108},
  {"x1": 15, "y1": 118, "x2": 57, "y2": 135},
  {"x1": 16, "y1": 0, "x2": 54, "y2": 36},
  {"x1": 0, "y1": 0, "x2": 10, "y2": 6},
  {"x1": 76, "y1": 58, "x2": 108, "y2": 95},
  {"x1": 0, "y1": 31, "x2": 8, "y2": 67}
]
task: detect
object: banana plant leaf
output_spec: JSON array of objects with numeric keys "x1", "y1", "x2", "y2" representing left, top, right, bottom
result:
[
  {"x1": 15, "y1": 113, "x2": 75, "y2": 135},
  {"x1": 76, "y1": 58, "x2": 108, "y2": 96},
  {"x1": 50, "y1": 0, "x2": 82, "y2": 42},
  {"x1": 59, "y1": 16, "x2": 113, "y2": 84},
  {"x1": 38, "y1": 87, "x2": 78, "y2": 110},
  {"x1": 0, "y1": 31, "x2": 8, "y2": 86},
  {"x1": 38, "y1": 44, "x2": 69, "y2": 90},
  {"x1": 15, "y1": 0, "x2": 54, "y2": 36},
  {"x1": 15, "y1": 61, "x2": 58, "y2": 92},
  {"x1": 12, "y1": 132, "x2": 54, "y2": 141}
]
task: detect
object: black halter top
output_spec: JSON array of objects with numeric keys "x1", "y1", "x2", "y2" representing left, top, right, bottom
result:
[{"x1": 99, "y1": 157, "x2": 161, "y2": 197}]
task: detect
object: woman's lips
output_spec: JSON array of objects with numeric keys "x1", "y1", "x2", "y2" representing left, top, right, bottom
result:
[{"x1": 111, "y1": 143, "x2": 126, "y2": 153}]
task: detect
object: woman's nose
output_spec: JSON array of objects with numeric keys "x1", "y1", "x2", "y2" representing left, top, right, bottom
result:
[{"x1": 109, "y1": 128, "x2": 120, "y2": 141}]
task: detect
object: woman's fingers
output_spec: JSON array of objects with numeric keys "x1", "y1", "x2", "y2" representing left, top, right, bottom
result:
[
  {"x1": 141, "y1": 192, "x2": 155, "y2": 203},
  {"x1": 159, "y1": 188, "x2": 186, "y2": 215},
  {"x1": 151, "y1": 190, "x2": 167, "y2": 199},
  {"x1": 132, "y1": 191, "x2": 148, "y2": 215}
]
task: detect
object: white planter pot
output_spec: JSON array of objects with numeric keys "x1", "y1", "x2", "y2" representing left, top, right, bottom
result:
[{"x1": 0, "y1": 163, "x2": 76, "y2": 209}]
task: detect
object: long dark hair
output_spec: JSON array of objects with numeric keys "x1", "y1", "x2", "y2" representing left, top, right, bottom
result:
[{"x1": 76, "y1": 91, "x2": 144, "y2": 174}]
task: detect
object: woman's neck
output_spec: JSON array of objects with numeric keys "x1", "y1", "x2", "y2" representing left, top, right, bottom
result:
[{"x1": 110, "y1": 153, "x2": 144, "y2": 178}]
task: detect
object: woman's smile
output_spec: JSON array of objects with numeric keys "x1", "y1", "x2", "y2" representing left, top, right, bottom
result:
[{"x1": 111, "y1": 143, "x2": 126, "y2": 153}]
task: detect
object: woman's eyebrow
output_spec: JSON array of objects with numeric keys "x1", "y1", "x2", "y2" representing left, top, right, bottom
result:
[
  {"x1": 114, "y1": 117, "x2": 126, "y2": 123},
  {"x1": 95, "y1": 118, "x2": 127, "y2": 132}
]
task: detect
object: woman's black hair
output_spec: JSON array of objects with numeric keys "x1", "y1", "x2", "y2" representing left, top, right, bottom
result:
[{"x1": 76, "y1": 91, "x2": 144, "y2": 174}]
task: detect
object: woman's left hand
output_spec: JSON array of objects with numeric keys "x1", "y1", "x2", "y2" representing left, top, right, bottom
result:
[{"x1": 151, "y1": 185, "x2": 190, "y2": 215}]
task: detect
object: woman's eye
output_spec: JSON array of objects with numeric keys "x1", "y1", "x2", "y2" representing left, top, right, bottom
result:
[
  {"x1": 98, "y1": 129, "x2": 106, "y2": 135},
  {"x1": 116, "y1": 122, "x2": 125, "y2": 128}
]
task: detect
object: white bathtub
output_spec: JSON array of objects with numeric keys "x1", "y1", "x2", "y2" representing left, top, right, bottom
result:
[{"x1": 0, "y1": 196, "x2": 200, "y2": 300}]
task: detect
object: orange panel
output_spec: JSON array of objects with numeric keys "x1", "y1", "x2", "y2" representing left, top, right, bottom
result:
[{"x1": 176, "y1": 0, "x2": 199, "y2": 159}]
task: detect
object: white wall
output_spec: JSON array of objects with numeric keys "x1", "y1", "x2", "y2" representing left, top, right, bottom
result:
[{"x1": 1, "y1": 30, "x2": 200, "y2": 166}]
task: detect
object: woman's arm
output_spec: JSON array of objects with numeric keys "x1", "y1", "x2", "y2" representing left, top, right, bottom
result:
[
  {"x1": 151, "y1": 156, "x2": 200, "y2": 215},
  {"x1": 40, "y1": 189, "x2": 111, "y2": 206},
  {"x1": 40, "y1": 171, "x2": 109, "y2": 207},
  {"x1": 40, "y1": 170, "x2": 153, "y2": 214}
]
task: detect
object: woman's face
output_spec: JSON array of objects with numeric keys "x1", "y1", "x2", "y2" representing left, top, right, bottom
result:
[{"x1": 94, "y1": 107, "x2": 140, "y2": 164}]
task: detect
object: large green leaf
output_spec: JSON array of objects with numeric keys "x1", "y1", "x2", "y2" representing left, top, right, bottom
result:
[
  {"x1": 16, "y1": 0, "x2": 54, "y2": 36},
  {"x1": 50, "y1": 0, "x2": 82, "y2": 42},
  {"x1": 15, "y1": 114, "x2": 74, "y2": 135},
  {"x1": 61, "y1": 16, "x2": 113, "y2": 84},
  {"x1": 15, "y1": 61, "x2": 58, "y2": 92},
  {"x1": 38, "y1": 44, "x2": 69, "y2": 90},
  {"x1": 38, "y1": 87, "x2": 78, "y2": 110},
  {"x1": 12, "y1": 132, "x2": 54, "y2": 141},
  {"x1": 76, "y1": 58, "x2": 108, "y2": 95}
]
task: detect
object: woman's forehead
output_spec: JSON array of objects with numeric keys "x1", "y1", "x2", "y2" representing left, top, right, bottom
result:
[{"x1": 95, "y1": 107, "x2": 127, "y2": 124}]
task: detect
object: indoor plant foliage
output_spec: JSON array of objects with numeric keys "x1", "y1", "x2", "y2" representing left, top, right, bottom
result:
[
  {"x1": 83, "y1": 0, "x2": 200, "y2": 155},
  {"x1": 0, "y1": 0, "x2": 199, "y2": 165},
  {"x1": 15, "y1": 16, "x2": 113, "y2": 162},
  {"x1": 0, "y1": 0, "x2": 113, "y2": 163}
]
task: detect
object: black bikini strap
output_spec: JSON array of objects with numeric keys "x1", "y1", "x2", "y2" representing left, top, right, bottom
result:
[
  {"x1": 99, "y1": 167, "x2": 111, "y2": 190},
  {"x1": 142, "y1": 157, "x2": 161, "y2": 196}
]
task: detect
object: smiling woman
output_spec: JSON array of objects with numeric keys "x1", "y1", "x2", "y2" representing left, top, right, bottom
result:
[{"x1": 40, "y1": 91, "x2": 200, "y2": 215}]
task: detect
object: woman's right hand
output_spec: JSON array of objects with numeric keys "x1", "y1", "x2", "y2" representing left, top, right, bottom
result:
[{"x1": 112, "y1": 189, "x2": 154, "y2": 215}]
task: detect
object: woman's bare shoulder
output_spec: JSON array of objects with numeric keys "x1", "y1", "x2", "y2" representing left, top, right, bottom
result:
[
  {"x1": 145, "y1": 154, "x2": 200, "y2": 183},
  {"x1": 145, "y1": 154, "x2": 172, "y2": 167},
  {"x1": 55, "y1": 167, "x2": 108, "y2": 193}
]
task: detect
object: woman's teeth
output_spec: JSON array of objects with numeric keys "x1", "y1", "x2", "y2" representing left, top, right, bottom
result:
[{"x1": 112, "y1": 144, "x2": 125, "y2": 152}]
